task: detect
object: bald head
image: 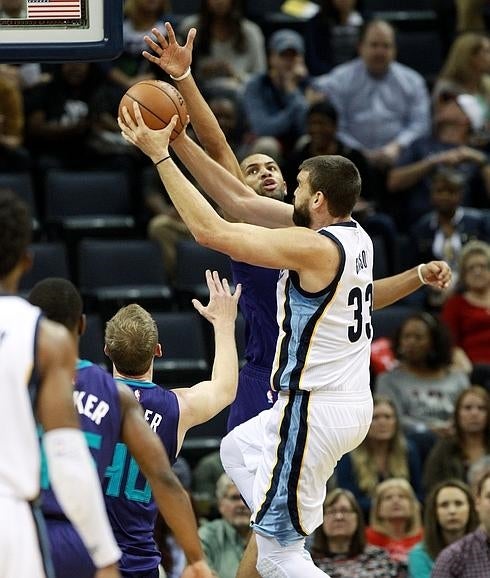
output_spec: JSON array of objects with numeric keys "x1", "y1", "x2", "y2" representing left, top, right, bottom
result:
[{"x1": 359, "y1": 20, "x2": 396, "y2": 77}]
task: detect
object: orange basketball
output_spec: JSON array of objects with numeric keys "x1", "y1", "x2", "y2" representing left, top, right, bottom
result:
[{"x1": 119, "y1": 80, "x2": 187, "y2": 141}]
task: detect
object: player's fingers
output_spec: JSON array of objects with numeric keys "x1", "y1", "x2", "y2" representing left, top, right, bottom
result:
[
  {"x1": 186, "y1": 28, "x2": 197, "y2": 51},
  {"x1": 120, "y1": 106, "x2": 136, "y2": 130},
  {"x1": 205, "y1": 269, "x2": 217, "y2": 293},
  {"x1": 234, "y1": 283, "x2": 242, "y2": 301},
  {"x1": 132, "y1": 101, "x2": 146, "y2": 126},
  {"x1": 143, "y1": 35, "x2": 162, "y2": 55},
  {"x1": 152, "y1": 26, "x2": 168, "y2": 48},
  {"x1": 191, "y1": 299, "x2": 204, "y2": 315},
  {"x1": 221, "y1": 276, "x2": 231, "y2": 295},
  {"x1": 142, "y1": 50, "x2": 159, "y2": 65},
  {"x1": 165, "y1": 22, "x2": 177, "y2": 44},
  {"x1": 166, "y1": 114, "x2": 179, "y2": 133},
  {"x1": 212, "y1": 270, "x2": 225, "y2": 294}
]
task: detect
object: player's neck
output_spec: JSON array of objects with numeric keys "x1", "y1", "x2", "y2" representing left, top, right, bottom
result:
[
  {"x1": 0, "y1": 275, "x2": 18, "y2": 294},
  {"x1": 113, "y1": 367, "x2": 154, "y2": 383}
]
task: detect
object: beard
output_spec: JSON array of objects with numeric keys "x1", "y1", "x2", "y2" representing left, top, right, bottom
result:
[{"x1": 292, "y1": 203, "x2": 311, "y2": 228}]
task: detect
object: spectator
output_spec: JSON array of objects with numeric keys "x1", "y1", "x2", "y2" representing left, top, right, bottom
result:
[
  {"x1": 441, "y1": 240, "x2": 490, "y2": 369},
  {"x1": 408, "y1": 479, "x2": 478, "y2": 578},
  {"x1": 366, "y1": 478, "x2": 423, "y2": 567},
  {"x1": 376, "y1": 312, "x2": 469, "y2": 460},
  {"x1": 191, "y1": 450, "x2": 224, "y2": 518},
  {"x1": 431, "y1": 470, "x2": 490, "y2": 577},
  {"x1": 0, "y1": 76, "x2": 30, "y2": 171},
  {"x1": 410, "y1": 168, "x2": 490, "y2": 278},
  {"x1": 310, "y1": 488, "x2": 403, "y2": 577},
  {"x1": 242, "y1": 28, "x2": 309, "y2": 157},
  {"x1": 107, "y1": 0, "x2": 171, "y2": 91},
  {"x1": 335, "y1": 395, "x2": 423, "y2": 520},
  {"x1": 198, "y1": 473, "x2": 251, "y2": 578},
  {"x1": 387, "y1": 94, "x2": 490, "y2": 228},
  {"x1": 423, "y1": 386, "x2": 490, "y2": 492},
  {"x1": 433, "y1": 33, "x2": 490, "y2": 126},
  {"x1": 310, "y1": 20, "x2": 430, "y2": 171},
  {"x1": 178, "y1": 0, "x2": 266, "y2": 90},
  {"x1": 304, "y1": 0, "x2": 364, "y2": 75}
]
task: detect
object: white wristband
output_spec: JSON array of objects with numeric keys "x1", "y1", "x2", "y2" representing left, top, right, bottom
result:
[
  {"x1": 170, "y1": 67, "x2": 191, "y2": 81},
  {"x1": 417, "y1": 263, "x2": 428, "y2": 285}
]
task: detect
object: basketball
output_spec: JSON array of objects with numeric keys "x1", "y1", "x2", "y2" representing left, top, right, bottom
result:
[{"x1": 119, "y1": 80, "x2": 187, "y2": 140}]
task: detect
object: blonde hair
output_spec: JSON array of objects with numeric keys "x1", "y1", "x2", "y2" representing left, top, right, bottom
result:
[
  {"x1": 350, "y1": 396, "x2": 409, "y2": 496},
  {"x1": 370, "y1": 478, "x2": 422, "y2": 537},
  {"x1": 440, "y1": 33, "x2": 488, "y2": 87},
  {"x1": 459, "y1": 240, "x2": 490, "y2": 278},
  {"x1": 105, "y1": 303, "x2": 158, "y2": 376}
]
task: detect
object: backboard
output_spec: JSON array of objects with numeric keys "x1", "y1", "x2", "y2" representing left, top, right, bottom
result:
[{"x1": 0, "y1": 0, "x2": 123, "y2": 62}]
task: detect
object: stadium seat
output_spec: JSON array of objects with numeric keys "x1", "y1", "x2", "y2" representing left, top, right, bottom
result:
[
  {"x1": 79, "y1": 314, "x2": 107, "y2": 368},
  {"x1": 151, "y1": 311, "x2": 209, "y2": 386},
  {"x1": 77, "y1": 239, "x2": 173, "y2": 317},
  {"x1": 19, "y1": 242, "x2": 70, "y2": 295},
  {"x1": 174, "y1": 240, "x2": 233, "y2": 307},
  {"x1": 44, "y1": 170, "x2": 135, "y2": 240}
]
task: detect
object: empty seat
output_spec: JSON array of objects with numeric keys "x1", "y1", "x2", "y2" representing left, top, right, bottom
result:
[
  {"x1": 19, "y1": 242, "x2": 70, "y2": 294},
  {"x1": 151, "y1": 311, "x2": 209, "y2": 386},
  {"x1": 396, "y1": 30, "x2": 443, "y2": 82},
  {"x1": 44, "y1": 170, "x2": 135, "y2": 239},
  {"x1": 78, "y1": 239, "x2": 173, "y2": 316},
  {"x1": 174, "y1": 240, "x2": 232, "y2": 306}
]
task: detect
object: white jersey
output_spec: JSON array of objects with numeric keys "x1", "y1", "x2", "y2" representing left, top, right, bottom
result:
[
  {"x1": 0, "y1": 296, "x2": 42, "y2": 500},
  {"x1": 271, "y1": 220, "x2": 374, "y2": 393}
]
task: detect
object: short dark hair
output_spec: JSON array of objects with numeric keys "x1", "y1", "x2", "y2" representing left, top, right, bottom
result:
[
  {"x1": 299, "y1": 155, "x2": 361, "y2": 217},
  {"x1": 0, "y1": 189, "x2": 31, "y2": 279},
  {"x1": 28, "y1": 278, "x2": 83, "y2": 332},
  {"x1": 307, "y1": 101, "x2": 338, "y2": 125},
  {"x1": 392, "y1": 312, "x2": 453, "y2": 370}
]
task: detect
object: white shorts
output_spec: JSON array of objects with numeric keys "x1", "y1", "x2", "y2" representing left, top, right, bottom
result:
[
  {"x1": 0, "y1": 497, "x2": 46, "y2": 578},
  {"x1": 230, "y1": 389, "x2": 373, "y2": 546}
]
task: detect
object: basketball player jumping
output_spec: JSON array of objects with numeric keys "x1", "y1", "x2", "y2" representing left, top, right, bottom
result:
[{"x1": 118, "y1": 91, "x2": 451, "y2": 576}]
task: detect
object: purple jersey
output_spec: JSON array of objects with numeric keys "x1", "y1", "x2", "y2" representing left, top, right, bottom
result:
[
  {"x1": 228, "y1": 261, "x2": 279, "y2": 430},
  {"x1": 103, "y1": 378, "x2": 180, "y2": 575},
  {"x1": 41, "y1": 360, "x2": 122, "y2": 578}
]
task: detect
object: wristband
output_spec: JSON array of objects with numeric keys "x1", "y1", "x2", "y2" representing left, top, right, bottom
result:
[
  {"x1": 417, "y1": 263, "x2": 428, "y2": 285},
  {"x1": 169, "y1": 67, "x2": 191, "y2": 82},
  {"x1": 154, "y1": 155, "x2": 171, "y2": 167}
]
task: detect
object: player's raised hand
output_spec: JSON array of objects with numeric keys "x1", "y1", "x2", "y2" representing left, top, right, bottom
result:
[
  {"x1": 118, "y1": 102, "x2": 179, "y2": 163},
  {"x1": 420, "y1": 261, "x2": 452, "y2": 289},
  {"x1": 143, "y1": 22, "x2": 195, "y2": 79},
  {"x1": 192, "y1": 270, "x2": 241, "y2": 328}
]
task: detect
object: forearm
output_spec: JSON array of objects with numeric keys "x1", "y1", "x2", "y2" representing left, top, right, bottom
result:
[
  {"x1": 387, "y1": 158, "x2": 434, "y2": 192},
  {"x1": 155, "y1": 156, "x2": 226, "y2": 245},
  {"x1": 151, "y1": 470, "x2": 204, "y2": 564},
  {"x1": 174, "y1": 74, "x2": 243, "y2": 180},
  {"x1": 210, "y1": 322, "x2": 239, "y2": 404},
  {"x1": 373, "y1": 266, "x2": 423, "y2": 309}
]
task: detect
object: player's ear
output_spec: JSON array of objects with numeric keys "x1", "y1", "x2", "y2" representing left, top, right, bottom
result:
[
  {"x1": 78, "y1": 314, "x2": 87, "y2": 337},
  {"x1": 155, "y1": 343, "x2": 162, "y2": 358}
]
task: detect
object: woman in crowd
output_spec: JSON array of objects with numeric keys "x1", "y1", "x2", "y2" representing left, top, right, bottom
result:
[
  {"x1": 376, "y1": 312, "x2": 469, "y2": 461},
  {"x1": 366, "y1": 478, "x2": 423, "y2": 567},
  {"x1": 310, "y1": 488, "x2": 403, "y2": 577},
  {"x1": 422, "y1": 385, "x2": 490, "y2": 491},
  {"x1": 335, "y1": 396, "x2": 423, "y2": 519},
  {"x1": 441, "y1": 241, "x2": 490, "y2": 369},
  {"x1": 178, "y1": 0, "x2": 266, "y2": 89},
  {"x1": 407, "y1": 480, "x2": 477, "y2": 578}
]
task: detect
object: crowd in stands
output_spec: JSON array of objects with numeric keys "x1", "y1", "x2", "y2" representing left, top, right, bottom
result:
[{"x1": 2, "y1": 0, "x2": 490, "y2": 576}]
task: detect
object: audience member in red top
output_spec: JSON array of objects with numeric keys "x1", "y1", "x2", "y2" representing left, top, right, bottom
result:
[
  {"x1": 366, "y1": 478, "x2": 423, "y2": 568},
  {"x1": 442, "y1": 240, "x2": 490, "y2": 366}
]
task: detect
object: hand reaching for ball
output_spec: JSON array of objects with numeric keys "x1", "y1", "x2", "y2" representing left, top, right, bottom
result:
[
  {"x1": 143, "y1": 22, "x2": 195, "y2": 80},
  {"x1": 118, "y1": 101, "x2": 180, "y2": 164}
]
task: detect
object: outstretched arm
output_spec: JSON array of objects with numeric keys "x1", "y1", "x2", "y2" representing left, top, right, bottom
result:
[
  {"x1": 118, "y1": 106, "x2": 328, "y2": 276},
  {"x1": 143, "y1": 23, "x2": 243, "y2": 182},
  {"x1": 118, "y1": 385, "x2": 213, "y2": 578},
  {"x1": 142, "y1": 23, "x2": 293, "y2": 228},
  {"x1": 174, "y1": 271, "x2": 241, "y2": 448},
  {"x1": 373, "y1": 261, "x2": 451, "y2": 310}
]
